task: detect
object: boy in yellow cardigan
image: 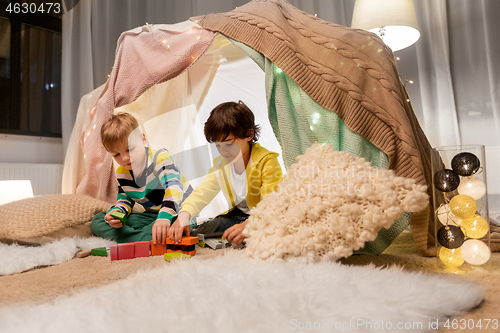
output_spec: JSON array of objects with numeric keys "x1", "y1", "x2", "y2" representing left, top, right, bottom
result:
[{"x1": 169, "y1": 101, "x2": 283, "y2": 244}]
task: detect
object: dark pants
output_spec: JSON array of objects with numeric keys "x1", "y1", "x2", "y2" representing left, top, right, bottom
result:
[{"x1": 192, "y1": 207, "x2": 249, "y2": 236}]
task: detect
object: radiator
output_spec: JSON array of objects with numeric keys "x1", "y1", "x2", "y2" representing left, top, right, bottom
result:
[{"x1": 0, "y1": 163, "x2": 64, "y2": 196}]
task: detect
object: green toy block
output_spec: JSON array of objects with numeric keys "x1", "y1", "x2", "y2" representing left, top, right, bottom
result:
[
  {"x1": 91, "y1": 247, "x2": 108, "y2": 257},
  {"x1": 164, "y1": 252, "x2": 191, "y2": 262},
  {"x1": 198, "y1": 240, "x2": 206, "y2": 248},
  {"x1": 110, "y1": 210, "x2": 128, "y2": 225}
]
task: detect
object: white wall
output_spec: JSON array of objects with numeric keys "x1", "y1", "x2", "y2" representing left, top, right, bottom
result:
[{"x1": 0, "y1": 134, "x2": 64, "y2": 164}]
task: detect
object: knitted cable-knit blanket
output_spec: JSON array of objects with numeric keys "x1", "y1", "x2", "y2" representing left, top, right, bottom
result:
[{"x1": 194, "y1": 0, "x2": 436, "y2": 256}]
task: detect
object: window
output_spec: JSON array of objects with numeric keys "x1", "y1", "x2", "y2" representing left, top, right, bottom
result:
[{"x1": 0, "y1": 0, "x2": 62, "y2": 137}]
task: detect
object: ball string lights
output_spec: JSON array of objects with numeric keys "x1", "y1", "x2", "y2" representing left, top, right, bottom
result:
[
  {"x1": 457, "y1": 176, "x2": 486, "y2": 200},
  {"x1": 438, "y1": 247, "x2": 464, "y2": 268},
  {"x1": 433, "y1": 169, "x2": 460, "y2": 192},
  {"x1": 451, "y1": 152, "x2": 480, "y2": 177},
  {"x1": 436, "y1": 204, "x2": 462, "y2": 226},
  {"x1": 432, "y1": 150, "x2": 490, "y2": 268},
  {"x1": 449, "y1": 194, "x2": 477, "y2": 219}
]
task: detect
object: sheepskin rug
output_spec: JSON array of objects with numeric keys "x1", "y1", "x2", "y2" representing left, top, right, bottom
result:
[
  {"x1": 0, "y1": 237, "x2": 112, "y2": 275},
  {"x1": 0, "y1": 251, "x2": 483, "y2": 333},
  {"x1": 244, "y1": 144, "x2": 429, "y2": 261}
]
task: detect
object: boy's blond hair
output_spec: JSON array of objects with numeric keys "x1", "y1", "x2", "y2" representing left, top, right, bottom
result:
[{"x1": 100, "y1": 112, "x2": 140, "y2": 152}]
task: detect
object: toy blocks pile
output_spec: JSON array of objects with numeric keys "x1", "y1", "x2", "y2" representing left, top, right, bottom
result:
[{"x1": 110, "y1": 237, "x2": 199, "y2": 261}]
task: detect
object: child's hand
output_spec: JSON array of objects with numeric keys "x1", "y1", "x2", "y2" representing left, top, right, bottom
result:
[
  {"x1": 152, "y1": 218, "x2": 171, "y2": 245},
  {"x1": 222, "y1": 220, "x2": 248, "y2": 244},
  {"x1": 167, "y1": 213, "x2": 190, "y2": 243},
  {"x1": 104, "y1": 209, "x2": 124, "y2": 228}
]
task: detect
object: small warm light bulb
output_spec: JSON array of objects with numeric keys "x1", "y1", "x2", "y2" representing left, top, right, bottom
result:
[
  {"x1": 457, "y1": 176, "x2": 486, "y2": 200},
  {"x1": 436, "y1": 204, "x2": 462, "y2": 226},
  {"x1": 449, "y1": 194, "x2": 477, "y2": 219},
  {"x1": 312, "y1": 113, "x2": 320, "y2": 124},
  {"x1": 439, "y1": 247, "x2": 464, "y2": 267},
  {"x1": 461, "y1": 239, "x2": 490, "y2": 265},
  {"x1": 461, "y1": 215, "x2": 489, "y2": 239}
]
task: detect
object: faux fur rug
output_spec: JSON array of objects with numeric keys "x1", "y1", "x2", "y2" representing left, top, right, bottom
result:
[
  {"x1": 0, "y1": 251, "x2": 483, "y2": 333},
  {"x1": 0, "y1": 237, "x2": 112, "y2": 275}
]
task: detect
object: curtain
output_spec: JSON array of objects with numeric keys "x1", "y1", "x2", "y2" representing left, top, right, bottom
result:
[{"x1": 413, "y1": 0, "x2": 500, "y2": 205}]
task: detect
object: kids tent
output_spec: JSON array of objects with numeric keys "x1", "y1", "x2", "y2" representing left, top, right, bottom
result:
[{"x1": 62, "y1": 0, "x2": 436, "y2": 256}]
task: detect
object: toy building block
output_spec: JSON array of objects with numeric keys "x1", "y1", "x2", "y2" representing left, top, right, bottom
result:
[
  {"x1": 203, "y1": 238, "x2": 230, "y2": 250},
  {"x1": 110, "y1": 242, "x2": 135, "y2": 261},
  {"x1": 165, "y1": 236, "x2": 199, "y2": 256},
  {"x1": 91, "y1": 247, "x2": 108, "y2": 257},
  {"x1": 110, "y1": 243, "x2": 118, "y2": 261},
  {"x1": 134, "y1": 241, "x2": 150, "y2": 258},
  {"x1": 164, "y1": 252, "x2": 191, "y2": 262},
  {"x1": 196, "y1": 232, "x2": 230, "y2": 249},
  {"x1": 199, "y1": 232, "x2": 224, "y2": 240},
  {"x1": 118, "y1": 243, "x2": 135, "y2": 260},
  {"x1": 110, "y1": 210, "x2": 128, "y2": 225},
  {"x1": 75, "y1": 249, "x2": 92, "y2": 258},
  {"x1": 165, "y1": 236, "x2": 199, "y2": 246},
  {"x1": 150, "y1": 241, "x2": 167, "y2": 256}
]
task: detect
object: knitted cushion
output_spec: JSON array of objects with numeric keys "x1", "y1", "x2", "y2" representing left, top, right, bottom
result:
[
  {"x1": 243, "y1": 144, "x2": 429, "y2": 262},
  {"x1": 0, "y1": 194, "x2": 111, "y2": 245}
]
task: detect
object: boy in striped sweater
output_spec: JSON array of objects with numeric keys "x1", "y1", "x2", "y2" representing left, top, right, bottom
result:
[{"x1": 90, "y1": 112, "x2": 194, "y2": 244}]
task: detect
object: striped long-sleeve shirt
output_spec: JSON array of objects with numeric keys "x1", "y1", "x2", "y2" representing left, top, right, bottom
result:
[{"x1": 109, "y1": 147, "x2": 193, "y2": 222}]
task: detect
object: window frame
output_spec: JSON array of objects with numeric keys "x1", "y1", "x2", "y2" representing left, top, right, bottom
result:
[{"x1": 0, "y1": 0, "x2": 62, "y2": 138}]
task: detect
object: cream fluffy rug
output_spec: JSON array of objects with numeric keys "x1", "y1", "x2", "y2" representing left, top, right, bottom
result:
[
  {"x1": 0, "y1": 237, "x2": 112, "y2": 275},
  {"x1": 0, "y1": 251, "x2": 483, "y2": 333}
]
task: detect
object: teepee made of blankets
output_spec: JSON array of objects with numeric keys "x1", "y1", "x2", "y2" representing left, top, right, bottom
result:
[{"x1": 63, "y1": 0, "x2": 436, "y2": 256}]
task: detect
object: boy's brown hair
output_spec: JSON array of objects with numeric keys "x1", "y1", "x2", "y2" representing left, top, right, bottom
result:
[
  {"x1": 204, "y1": 101, "x2": 261, "y2": 143},
  {"x1": 100, "y1": 112, "x2": 140, "y2": 152}
]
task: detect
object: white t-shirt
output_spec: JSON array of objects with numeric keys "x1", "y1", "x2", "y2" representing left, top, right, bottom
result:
[{"x1": 229, "y1": 163, "x2": 250, "y2": 213}]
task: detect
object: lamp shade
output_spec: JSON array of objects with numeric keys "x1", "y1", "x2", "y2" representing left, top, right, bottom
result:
[{"x1": 351, "y1": 0, "x2": 420, "y2": 51}]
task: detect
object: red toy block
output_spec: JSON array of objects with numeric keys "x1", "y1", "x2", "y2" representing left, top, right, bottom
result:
[
  {"x1": 110, "y1": 243, "x2": 118, "y2": 261},
  {"x1": 118, "y1": 243, "x2": 135, "y2": 260},
  {"x1": 165, "y1": 236, "x2": 199, "y2": 246},
  {"x1": 134, "y1": 241, "x2": 150, "y2": 258},
  {"x1": 150, "y1": 241, "x2": 167, "y2": 256}
]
